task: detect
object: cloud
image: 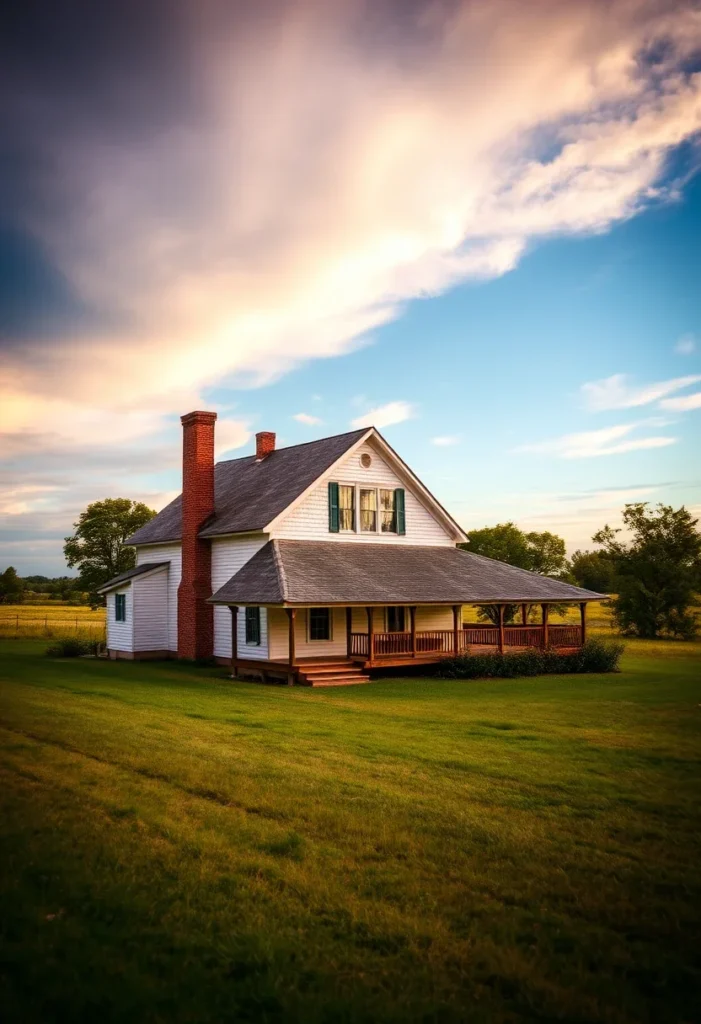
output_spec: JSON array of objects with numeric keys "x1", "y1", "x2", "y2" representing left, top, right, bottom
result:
[
  {"x1": 351, "y1": 401, "x2": 415, "y2": 429},
  {"x1": 2, "y1": 1, "x2": 701, "y2": 451},
  {"x1": 659, "y1": 391, "x2": 701, "y2": 411},
  {"x1": 293, "y1": 412, "x2": 322, "y2": 426},
  {"x1": 581, "y1": 373, "x2": 701, "y2": 411},
  {"x1": 432, "y1": 435, "x2": 460, "y2": 446},
  {"x1": 215, "y1": 419, "x2": 251, "y2": 457},
  {"x1": 675, "y1": 334, "x2": 696, "y2": 355},
  {"x1": 517, "y1": 422, "x2": 677, "y2": 458}
]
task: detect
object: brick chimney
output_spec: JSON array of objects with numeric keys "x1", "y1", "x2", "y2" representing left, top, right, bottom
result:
[
  {"x1": 177, "y1": 411, "x2": 217, "y2": 660},
  {"x1": 255, "y1": 431, "x2": 276, "y2": 460}
]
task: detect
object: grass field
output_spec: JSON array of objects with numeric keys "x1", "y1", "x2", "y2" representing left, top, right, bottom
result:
[
  {"x1": 1, "y1": 638, "x2": 699, "y2": 1022},
  {"x1": 0, "y1": 603, "x2": 105, "y2": 640}
]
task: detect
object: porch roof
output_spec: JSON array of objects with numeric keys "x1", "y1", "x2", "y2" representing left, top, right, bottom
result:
[
  {"x1": 209, "y1": 540, "x2": 604, "y2": 606},
  {"x1": 97, "y1": 561, "x2": 169, "y2": 594}
]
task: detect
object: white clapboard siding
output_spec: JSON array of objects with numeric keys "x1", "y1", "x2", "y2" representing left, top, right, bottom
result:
[
  {"x1": 136, "y1": 544, "x2": 181, "y2": 652},
  {"x1": 212, "y1": 535, "x2": 269, "y2": 659},
  {"x1": 106, "y1": 587, "x2": 133, "y2": 651},
  {"x1": 415, "y1": 606, "x2": 454, "y2": 631},
  {"x1": 273, "y1": 439, "x2": 455, "y2": 545},
  {"x1": 133, "y1": 570, "x2": 169, "y2": 651},
  {"x1": 268, "y1": 606, "x2": 349, "y2": 661}
]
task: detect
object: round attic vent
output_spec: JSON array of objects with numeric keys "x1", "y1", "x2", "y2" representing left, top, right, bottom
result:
[{"x1": 360, "y1": 453, "x2": 372, "y2": 468}]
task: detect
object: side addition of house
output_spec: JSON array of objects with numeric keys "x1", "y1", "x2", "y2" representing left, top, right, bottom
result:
[{"x1": 99, "y1": 412, "x2": 603, "y2": 685}]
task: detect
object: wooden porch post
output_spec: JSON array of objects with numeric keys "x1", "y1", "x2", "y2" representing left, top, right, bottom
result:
[
  {"x1": 286, "y1": 608, "x2": 296, "y2": 685},
  {"x1": 521, "y1": 603, "x2": 528, "y2": 625},
  {"x1": 541, "y1": 603, "x2": 549, "y2": 649},
  {"x1": 366, "y1": 607, "x2": 374, "y2": 663},
  {"x1": 410, "y1": 606, "x2": 417, "y2": 657},
  {"x1": 230, "y1": 605, "x2": 238, "y2": 678},
  {"x1": 497, "y1": 604, "x2": 505, "y2": 654},
  {"x1": 346, "y1": 607, "x2": 353, "y2": 657},
  {"x1": 452, "y1": 605, "x2": 461, "y2": 655},
  {"x1": 580, "y1": 602, "x2": 587, "y2": 646}
]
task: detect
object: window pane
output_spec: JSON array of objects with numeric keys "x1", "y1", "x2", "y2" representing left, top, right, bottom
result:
[
  {"x1": 245, "y1": 607, "x2": 261, "y2": 645},
  {"x1": 360, "y1": 489, "x2": 377, "y2": 532},
  {"x1": 380, "y1": 489, "x2": 396, "y2": 532},
  {"x1": 387, "y1": 607, "x2": 405, "y2": 632},
  {"x1": 309, "y1": 608, "x2": 330, "y2": 641},
  {"x1": 339, "y1": 485, "x2": 355, "y2": 531}
]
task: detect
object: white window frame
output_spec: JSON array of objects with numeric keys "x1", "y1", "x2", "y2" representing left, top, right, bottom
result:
[
  {"x1": 337, "y1": 482, "x2": 357, "y2": 533},
  {"x1": 329, "y1": 483, "x2": 402, "y2": 536}
]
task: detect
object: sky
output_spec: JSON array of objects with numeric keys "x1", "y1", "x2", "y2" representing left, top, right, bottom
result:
[{"x1": 1, "y1": 0, "x2": 700, "y2": 576}]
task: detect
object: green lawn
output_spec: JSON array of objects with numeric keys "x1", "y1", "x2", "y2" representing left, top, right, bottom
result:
[{"x1": 1, "y1": 640, "x2": 700, "y2": 1023}]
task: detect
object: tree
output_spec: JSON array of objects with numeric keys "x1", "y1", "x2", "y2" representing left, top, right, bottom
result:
[
  {"x1": 460, "y1": 523, "x2": 568, "y2": 576},
  {"x1": 593, "y1": 503, "x2": 701, "y2": 639},
  {"x1": 569, "y1": 549, "x2": 615, "y2": 594},
  {"x1": 460, "y1": 522, "x2": 568, "y2": 623},
  {"x1": 0, "y1": 566, "x2": 24, "y2": 604},
  {"x1": 64, "y1": 498, "x2": 156, "y2": 605}
]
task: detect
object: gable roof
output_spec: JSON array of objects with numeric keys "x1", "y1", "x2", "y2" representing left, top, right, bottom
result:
[
  {"x1": 209, "y1": 541, "x2": 605, "y2": 605},
  {"x1": 127, "y1": 428, "x2": 370, "y2": 546},
  {"x1": 97, "y1": 562, "x2": 169, "y2": 594}
]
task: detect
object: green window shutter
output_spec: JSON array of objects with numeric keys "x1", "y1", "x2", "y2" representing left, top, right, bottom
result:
[
  {"x1": 395, "y1": 488, "x2": 406, "y2": 535},
  {"x1": 328, "y1": 481, "x2": 340, "y2": 533}
]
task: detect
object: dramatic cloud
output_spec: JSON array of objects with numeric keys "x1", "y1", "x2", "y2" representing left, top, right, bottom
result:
[
  {"x1": 2, "y1": 0, "x2": 701, "y2": 459},
  {"x1": 517, "y1": 422, "x2": 677, "y2": 458},
  {"x1": 2, "y1": 0, "x2": 701, "y2": 571},
  {"x1": 293, "y1": 413, "x2": 323, "y2": 426},
  {"x1": 351, "y1": 401, "x2": 415, "y2": 429},
  {"x1": 659, "y1": 391, "x2": 701, "y2": 411},
  {"x1": 581, "y1": 373, "x2": 701, "y2": 411}
]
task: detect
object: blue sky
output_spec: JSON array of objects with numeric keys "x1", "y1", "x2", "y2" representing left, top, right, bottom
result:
[{"x1": 1, "y1": 0, "x2": 700, "y2": 574}]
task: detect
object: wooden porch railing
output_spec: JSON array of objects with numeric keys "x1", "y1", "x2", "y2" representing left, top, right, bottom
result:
[
  {"x1": 350, "y1": 632, "x2": 369, "y2": 656},
  {"x1": 351, "y1": 624, "x2": 583, "y2": 659},
  {"x1": 463, "y1": 624, "x2": 583, "y2": 649}
]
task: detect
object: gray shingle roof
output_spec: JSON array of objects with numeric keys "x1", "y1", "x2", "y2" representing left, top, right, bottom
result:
[
  {"x1": 127, "y1": 429, "x2": 369, "y2": 545},
  {"x1": 209, "y1": 541, "x2": 605, "y2": 605},
  {"x1": 97, "y1": 562, "x2": 169, "y2": 593}
]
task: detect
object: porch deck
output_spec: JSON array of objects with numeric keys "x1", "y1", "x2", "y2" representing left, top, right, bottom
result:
[{"x1": 230, "y1": 623, "x2": 585, "y2": 685}]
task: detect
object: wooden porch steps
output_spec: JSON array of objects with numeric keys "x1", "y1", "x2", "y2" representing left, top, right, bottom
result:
[{"x1": 296, "y1": 660, "x2": 370, "y2": 687}]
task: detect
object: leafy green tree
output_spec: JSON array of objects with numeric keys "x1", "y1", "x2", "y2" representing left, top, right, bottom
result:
[
  {"x1": 460, "y1": 522, "x2": 568, "y2": 576},
  {"x1": 0, "y1": 566, "x2": 25, "y2": 604},
  {"x1": 569, "y1": 549, "x2": 615, "y2": 594},
  {"x1": 593, "y1": 503, "x2": 701, "y2": 639},
  {"x1": 460, "y1": 523, "x2": 568, "y2": 623},
  {"x1": 64, "y1": 498, "x2": 156, "y2": 605}
]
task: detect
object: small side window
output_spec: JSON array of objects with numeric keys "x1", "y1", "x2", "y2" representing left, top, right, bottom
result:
[
  {"x1": 115, "y1": 593, "x2": 126, "y2": 622},
  {"x1": 245, "y1": 607, "x2": 261, "y2": 646},
  {"x1": 308, "y1": 608, "x2": 331, "y2": 641}
]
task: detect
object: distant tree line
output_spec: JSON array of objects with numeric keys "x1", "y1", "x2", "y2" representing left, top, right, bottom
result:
[{"x1": 0, "y1": 567, "x2": 88, "y2": 605}]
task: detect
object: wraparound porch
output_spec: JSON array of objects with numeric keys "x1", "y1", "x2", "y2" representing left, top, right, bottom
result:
[{"x1": 225, "y1": 602, "x2": 589, "y2": 685}]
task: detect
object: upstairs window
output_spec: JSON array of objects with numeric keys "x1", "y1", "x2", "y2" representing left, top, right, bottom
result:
[
  {"x1": 115, "y1": 593, "x2": 126, "y2": 622},
  {"x1": 380, "y1": 489, "x2": 396, "y2": 532},
  {"x1": 328, "y1": 483, "x2": 405, "y2": 535},
  {"x1": 309, "y1": 607, "x2": 331, "y2": 641},
  {"x1": 339, "y1": 485, "x2": 355, "y2": 531},
  {"x1": 245, "y1": 607, "x2": 261, "y2": 646},
  {"x1": 359, "y1": 489, "x2": 377, "y2": 532}
]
